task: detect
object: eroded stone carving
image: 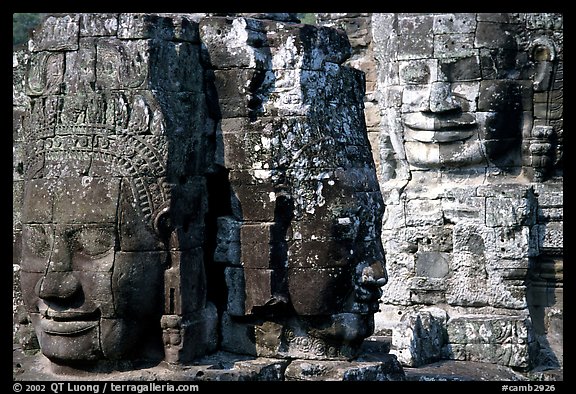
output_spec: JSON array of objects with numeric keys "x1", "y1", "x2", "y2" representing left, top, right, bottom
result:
[
  {"x1": 20, "y1": 13, "x2": 217, "y2": 370},
  {"x1": 200, "y1": 16, "x2": 388, "y2": 360},
  {"x1": 16, "y1": 13, "x2": 395, "y2": 377},
  {"x1": 372, "y1": 13, "x2": 563, "y2": 370},
  {"x1": 17, "y1": 10, "x2": 561, "y2": 380},
  {"x1": 374, "y1": 12, "x2": 562, "y2": 181}
]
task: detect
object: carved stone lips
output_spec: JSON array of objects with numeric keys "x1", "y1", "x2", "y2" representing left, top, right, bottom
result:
[
  {"x1": 40, "y1": 310, "x2": 99, "y2": 336},
  {"x1": 356, "y1": 284, "x2": 383, "y2": 313},
  {"x1": 403, "y1": 112, "x2": 477, "y2": 143}
]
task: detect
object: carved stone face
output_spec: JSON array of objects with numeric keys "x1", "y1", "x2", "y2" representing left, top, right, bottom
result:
[
  {"x1": 201, "y1": 16, "x2": 388, "y2": 358},
  {"x1": 385, "y1": 14, "x2": 526, "y2": 170},
  {"x1": 398, "y1": 59, "x2": 524, "y2": 168},
  {"x1": 18, "y1": 13, "x2": 220, "y2": 368},
  {"x1": 20, "y1": 175, "x2": 165, "y2": 363},
  {"x1": 284, "y1": 164, "x2": 388, "y2": 346},
  {"x1": 219, "y1": 114, "x2": 388, "y2": 356},
  {"x1": 286, "y1": 167, "x2": 387, "y2": 317}
]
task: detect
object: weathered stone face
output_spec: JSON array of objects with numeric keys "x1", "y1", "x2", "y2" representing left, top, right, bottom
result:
[
  {"x1": 372, "y1": 13, "x2": 563, "y2": 370},
  {"x1": 284, "y1": 168, "x2": 387, "y2": 318},
  {"x1": 13, "y1": 11, "x2": 562, "y2": 378},
  {"x1": 21, "y1": 177, "x2": 166, "y2": 362},
  {"x1": 201, "y1": 16, "x2": 387, "y2": 359},
  {"x1": 380, "y1": 14, "x2": 532, "y2": 170},
  {"x1": 19, "y1": 13, "x2": 217, "y2": 368},
  {"x1": 17, "y1": 12, "x2": 387, "y2": 368}
]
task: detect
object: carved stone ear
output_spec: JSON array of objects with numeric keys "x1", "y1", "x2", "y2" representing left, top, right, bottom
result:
[
  {"x1": 529, "y1": 37, "x2": 556, "y2": 91},
  {"x1": 153, "y1": 204, "x2": 172, "y2": 242}
]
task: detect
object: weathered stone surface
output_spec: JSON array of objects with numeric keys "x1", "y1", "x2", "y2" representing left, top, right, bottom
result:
[
  {"x1": 537, "y1": 222, "x2": 563, "y2": 250},
  {"x1": 13, "y1": 345, "x2": 288, "y2": 381},
  {"x1": 161, "y1": 304, "x2": 218, "y2": 363},
  {"x1": 285, "y1": 355, "x2": 405, "y2": 381},
  {"x1": 17, "y1": 343, "x2": 558, "y2": 381},
  {"x1": 79, "y1": 14, "x2": 118, "y2": 36},
  {"x1": 221, "y1": 312, "x2": 378, "y2": 361},
  {"x1": 390, "y1": 308, "x2": 448, "y2": 367},
  {"x1": 17, "y1": 12, "x2": 217, "y2": 370},
  {"x1": 213, "y1": 216, "x2": 241, "y2": 264},
  {"x1": 445, "y1": 315, "x2": 533, "y2": 368},
  {"x1": 220, "y1": 312, "x2": 257, "y2": 355},
  {"x1": 28, "y1": 14, "x2": 80, "y2": 52},
  {"x1": 404, "y1": 360, "x2": 531, "y2": 381},
  {"x1": 13, "y1": 11, "x2": 563, "y2": 379},
  {"x1": 405, "y1": 199, "x2": 443, "y2": 226},
  {"x1": 287, "y1": 267, "x2": 351, "y2": 315},
  {"x1": 26, "y1": 51, "x2": 65, "y2": 96},
  {"x1": 224, "y1": 267, "x2": 246, "y2": 316},
  {"x1": 372, "y1": 13, "x2": 563, "y2": 372},
  {"x1": 12, "y1": 50, "x2": 30, "y2": 356},
  {"x1": 185, "y1": 352, "x2": 288, "y2": 381},
  {"x1": 201, "y1": 14, "x2": 388, "y2": 361},
  {"x1": 397, "y1": 15, "x2": 434, "y2": 60}
]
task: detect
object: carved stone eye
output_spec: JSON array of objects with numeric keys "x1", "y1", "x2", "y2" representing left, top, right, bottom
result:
[
  {"x1": 72, "y1": 226, "x2": 115, "y2": 257},
  {"x1": 333, "y1": 216, "x2": 359, "y2": 241},
  {"x1": 400, "y1": 61, "x2": 430, "y2": 85},
  {"x1": 23, "y1": 225, "x2": 52, "y2": 258}
]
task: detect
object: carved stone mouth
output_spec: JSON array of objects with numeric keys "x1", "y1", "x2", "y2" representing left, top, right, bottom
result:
[
  {"x1": 41, "y1": 318, "x2": 99, "y2": 336},
  {"x1": 404, "y1": 112, "x2": 476, "y2": 130},
  {"x1": 40, "y1": 310, "x2": 100, "y2": 336},
  {"x1": 405, "y1": 129, "x2": 475, "y2": 143},
  {"x1": 355, "y1": 285, "x2": 383, "y2": 313},
  {"x1": 403, "y1": 112, "x2": 477, "y2": 143}
]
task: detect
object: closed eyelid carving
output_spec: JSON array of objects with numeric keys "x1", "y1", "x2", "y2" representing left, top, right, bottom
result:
[
  {"x1": 71, "y1": 227, "x2": 116, "y2": 257},
  {"x1": 400, "y1": 62, "x2": 431, "y2": 84},
  {"x1": 23, "y1": 225, "x2": 53, "y2": 258}
]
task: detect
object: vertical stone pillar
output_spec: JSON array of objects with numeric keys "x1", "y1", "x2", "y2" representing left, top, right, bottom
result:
[{"x1": 13, "y1": 46, "x2": 37, "y2": 353}]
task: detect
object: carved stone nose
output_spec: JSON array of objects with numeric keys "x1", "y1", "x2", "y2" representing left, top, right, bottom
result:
[
  {"x1": 36, "y1": 272, "x2": 81, "y2": 300},
  {"x1": 35, "y1": 236, "x2": 81, "y2": 300},
  {"x1": 429, "y1": 81, "x2": 460, "y2": 112},
  {"x1": 361, "y1": 261, "x2": 388, "y2": 287}
]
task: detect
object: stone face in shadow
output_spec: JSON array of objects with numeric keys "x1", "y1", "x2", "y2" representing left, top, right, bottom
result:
[
  {"x1": 19, "y1": 13, "x2": 217, "y2": 370},
  {"x1": 16, "y1": 12, "x2": 391, "y2": 375}
]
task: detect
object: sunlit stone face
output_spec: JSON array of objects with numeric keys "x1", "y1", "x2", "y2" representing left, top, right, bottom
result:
[
  {"x1": 219, "y1": 113, "x2": 389, "y2": 353},
  {"x1": 20, "y1": 175, "x2": 165, "y2": 363},
  {"x1": 212, "y1": 40, "x2": 390, "y2": 353},
  {"x1": 399, "y1": 58, "x2": 524, "y2": 168},
  {"x1": 384, "y1": 13, "x2": 527, "y2": 170}
]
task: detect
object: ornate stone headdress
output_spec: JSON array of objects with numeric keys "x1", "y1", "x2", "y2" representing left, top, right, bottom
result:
[{"x1": 22, "y1": 24, "x2": 173, "y2": 224}]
